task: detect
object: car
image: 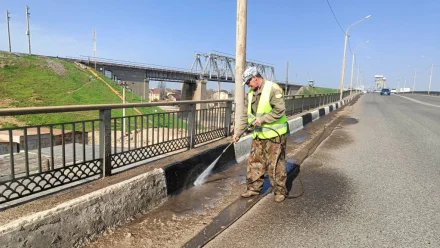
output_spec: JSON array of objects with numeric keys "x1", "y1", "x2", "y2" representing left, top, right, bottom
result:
[{"x1": 380, "y1": 88, "x2": 391, "y2": 95}]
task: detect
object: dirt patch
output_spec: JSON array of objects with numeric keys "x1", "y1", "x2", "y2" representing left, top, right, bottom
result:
[
  {"x1": 0, "y1": 98, "x2": 26, "y2": 128},
  {"x1": 0, "y1": 98, "x2": 14, "y2": 108},
  {"x1": 0, "y1": 117, "x2": 26, "y2": 128},
  {"x1": 296, "y1": 86, "x2": 304, "y2": 95},
  {"x1": 46, "y1": 58, "x2": 66, "y2": 76}
]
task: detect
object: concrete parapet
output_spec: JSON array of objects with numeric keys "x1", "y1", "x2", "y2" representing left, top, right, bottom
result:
[
  {"x1": 0, "y1": 169, "x2": 167, "y2": 248},
  {"x1": 288, "y1": 117, "x2": 303, "y2": 134},
  {"x1": 311, "y1": 110, "x2": 320, "y2": 122}
]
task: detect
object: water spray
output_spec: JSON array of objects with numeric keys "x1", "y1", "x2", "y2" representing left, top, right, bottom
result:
[{"x1": 194, "y1": 125, "x2": 251, "y2": 186}]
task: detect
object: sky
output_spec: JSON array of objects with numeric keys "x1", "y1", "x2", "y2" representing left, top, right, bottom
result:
[{"x1": 0, "y1": 0, "x2": 439, "y2": 91}]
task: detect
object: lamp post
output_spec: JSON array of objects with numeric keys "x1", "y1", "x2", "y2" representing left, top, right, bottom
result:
[
  {"x1": 412, "y1": 71, "x2": 417, "y2": 94},
  {"x1": 421, "y1": 56, "x2": 434, "y2": 95},
  {"x1": 350, "y1": 40, "x2": 369, "y2": 95},
  {"x1": 339, "y1": 15, "x2": 371, "y2": 100}
]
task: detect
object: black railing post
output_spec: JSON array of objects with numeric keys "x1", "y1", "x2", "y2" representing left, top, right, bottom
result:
[{"x1": 99, "y1": 109, "x2": 112, "y2": 177}]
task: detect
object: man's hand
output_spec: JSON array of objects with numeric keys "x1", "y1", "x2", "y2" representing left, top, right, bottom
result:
[
  {"x1": 252, "y1": 117, "x2": 263, "y2": 127},
  {"x1": 233, "y1": 134, "x2": 240, "y2": 143}
]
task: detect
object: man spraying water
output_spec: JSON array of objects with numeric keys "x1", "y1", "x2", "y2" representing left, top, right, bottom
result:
[{"x1": 233, "y1": 66, "x2": 288, "y2": 203}]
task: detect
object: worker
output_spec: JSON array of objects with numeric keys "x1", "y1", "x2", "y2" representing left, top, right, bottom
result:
[{"x1": 233, "y1": 66, "x2": 288, "y2": 203}]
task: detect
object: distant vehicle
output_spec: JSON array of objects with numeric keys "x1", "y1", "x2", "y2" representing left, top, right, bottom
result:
[
  {"x1": 390, "y1": 89, "x2": 397, "y2": 93},
  {"x1": 380, "y1": 88, "x2": 391, "y2": 95}
]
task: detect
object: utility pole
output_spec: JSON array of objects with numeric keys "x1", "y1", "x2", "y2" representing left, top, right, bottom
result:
[
  {"x1": 93, "y1": 30, "x2": 97, "y2": 70},
  {"x1": 412, "y1": 71, "x2": 417, "y2": 94},
  {"x1": 285, "y1": 61, "x2": 289, "y2": 96},
  {"x1": 25, "y1": 5, "x2": 31, "y2": 55},
  {"x1": 397, "y1": 78, "x2": 400, "y2": 94},
  {"x1": 404, "y1": 76, "x2": 407, "y2": 89},
  {"x1": 6, "y1": 11, "x2": 11, "y2": 52},
  {"x1": 356, "y1": 65, "x2": 360, "y2": 93},
  {"x1": 349, "y1": 52, "x2": 355, "y2": 95},
  {"x1": 234, "y1": 0, "x2": 247, "y2": 134},
  {"x1": 428, "y1": 64, "x2": 433, "y2": 95}
]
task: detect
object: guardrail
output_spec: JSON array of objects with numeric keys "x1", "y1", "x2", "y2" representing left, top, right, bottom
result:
[
  {"x1": 400, "y1": 91, "x2": 440, "y2": 96},
  {"x1": 0, "y1": 92, "x2": 349, "y2": 204}
]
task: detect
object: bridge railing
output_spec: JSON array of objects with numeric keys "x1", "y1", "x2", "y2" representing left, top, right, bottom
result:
[
  {"x1": 63, "y1": 55, "x2": 197, "y2": 74},
  {"x1": 0, "y1": 100, "x2": 232, "y2": 204},
  {"x1": 0, "y1": 92, "x2": 350, "y2": 205},
  {"x1": 400, "y1": 91, "x2": 440, "y2": 96}
]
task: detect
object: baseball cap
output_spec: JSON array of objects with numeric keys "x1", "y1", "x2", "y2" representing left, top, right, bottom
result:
[{"x1": 242, "y1": 66, "x2": 259, "y2": 85}]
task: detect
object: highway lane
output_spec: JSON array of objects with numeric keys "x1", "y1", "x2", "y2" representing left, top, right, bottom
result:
[
  {"x1": 205, "y1": 93, "x2": 440, "y2": 248},
  {"x1": 399, "y1": 93, "x2": 440, "y2": 105}
]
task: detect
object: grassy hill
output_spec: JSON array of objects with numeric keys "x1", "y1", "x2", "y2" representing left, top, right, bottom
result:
[
  {"x1": 0, "y1": 51, "x2": 164, "y2": 128},
  {"x1": 297, "y1": 86, "x2": 339, "y2": 95}
]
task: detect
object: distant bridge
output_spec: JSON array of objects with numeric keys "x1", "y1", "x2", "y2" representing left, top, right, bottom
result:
[{"x1": 61, "y1": 53, "x2": 302, "y2": 103}]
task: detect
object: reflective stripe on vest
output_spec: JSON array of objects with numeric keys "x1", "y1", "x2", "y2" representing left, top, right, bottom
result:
[{"x1": 247, "y1": 80, "x2": 288, "y2": 139}]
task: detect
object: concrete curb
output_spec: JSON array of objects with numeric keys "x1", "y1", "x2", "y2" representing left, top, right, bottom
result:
[
  {"x1": 0, "y1": 168, "x2": 167, "y2": 248},
  {"x1": 234, "y1": 96, "x2": 356, "y2": 161}
]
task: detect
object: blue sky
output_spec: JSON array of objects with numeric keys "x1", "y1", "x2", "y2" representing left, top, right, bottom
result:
[{"x1": 1, "y1": 0, "x2": 439, "y2": 91}]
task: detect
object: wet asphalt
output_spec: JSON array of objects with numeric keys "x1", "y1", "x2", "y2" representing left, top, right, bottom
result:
[{"x1": 205, "y1": 93, "x2": 440, "y2": 248}]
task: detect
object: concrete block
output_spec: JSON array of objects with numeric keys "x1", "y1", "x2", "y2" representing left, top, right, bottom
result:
[
  {"x1": 288, "y1": 117, "x2": 303, "y2": 135},
  {"x1": 302, "y1": 113, "x2": 312, "y2": 127},
  {"x1": 324, "y1": 106, "x2": 330, "y2": 115},
  {"x1": 318, "y1": 108, "x2": 326, "y2": 117},
  {"x1": 311, "y1": 110, "x2": 320, "y2": 122},
  {"x1": 0, "y1": 168, "x2": 167, "y2": 248}
]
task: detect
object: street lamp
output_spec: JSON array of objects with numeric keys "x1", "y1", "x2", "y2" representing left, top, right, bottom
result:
[
  {"x1": 350, "y1": 40, "x2": 369, "y2": 95},
  {"x1": 421, "y1": 55, "x2": 434, "y2": 94},
  {"x1": 339, "y1": 15, "x2": 371, "y2": 100}
]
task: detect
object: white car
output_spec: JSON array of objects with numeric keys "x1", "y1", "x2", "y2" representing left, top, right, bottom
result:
[{"x1": 390, "y1": 89, "x2": 397, "y2": 93}]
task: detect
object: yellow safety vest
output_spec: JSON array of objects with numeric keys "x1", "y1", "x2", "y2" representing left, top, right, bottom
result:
[{"x1": 247, "y1": 80, "x2": 288, "y2": 139}]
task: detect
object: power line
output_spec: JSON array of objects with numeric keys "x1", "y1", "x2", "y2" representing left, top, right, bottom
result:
[
  {"x1": 326, "y1": 0, "x2": 345, "y2": 34},
  {"x1": 326, "y1": 0, "x2": 354, "y2": 56}
]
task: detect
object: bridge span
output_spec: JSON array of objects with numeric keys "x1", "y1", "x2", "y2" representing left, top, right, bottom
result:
[{"x1": 62, "y1": 53, "x2": 303, "y2": 104}]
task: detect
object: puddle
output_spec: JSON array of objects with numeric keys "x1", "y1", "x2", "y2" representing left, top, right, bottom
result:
[
  {"x1": 343, "y1": 118, "x2": 358, "y2": 124},
  {"x1": 184, "y1": 159, "x2": 300, "y2": 247}
]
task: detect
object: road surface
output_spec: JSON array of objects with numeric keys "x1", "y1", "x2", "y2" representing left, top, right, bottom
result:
[{"x1": 205, "y1": 93, "x2": 440, "y2": 248}]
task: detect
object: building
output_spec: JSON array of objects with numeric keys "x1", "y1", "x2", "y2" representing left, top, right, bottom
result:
[
  {"x1": 375, "y1": 75, "x2": 387, "y2": 90},
  {"x1": 167, "y1": 93, "x2": 181, "y2": 101},
  {"x1": 149, "y1": 88, "x2": 160, "y2": 102},
  {"x1": 212, "y1": 90, "x2": 232, "y2": 100},
  {"x1": 0, "y1": 128, "x2": 87, "y2": 155}
]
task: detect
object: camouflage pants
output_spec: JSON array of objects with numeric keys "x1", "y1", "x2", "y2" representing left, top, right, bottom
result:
[{"x1": 247, "y1": 134, "x2": 287, "y2": 195}]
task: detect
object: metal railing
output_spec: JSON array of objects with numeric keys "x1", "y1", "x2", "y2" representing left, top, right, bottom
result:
[
  {"x1": 284, "y1": 91, "x2": 350, "y2": 115},
  {"x1": 0, "y1": 100, "x2": 232, "y2": 204},
  {"x1": 400, "y1": 91, "x2": 440, "y2": 96},
  {"x1": 0, "y1": 92, "x2": 348, "y2": 204}
]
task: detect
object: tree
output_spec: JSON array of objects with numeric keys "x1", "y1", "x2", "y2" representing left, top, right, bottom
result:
[{"x1": 158, "y1": 81, "x2": 167, "y2": 100}]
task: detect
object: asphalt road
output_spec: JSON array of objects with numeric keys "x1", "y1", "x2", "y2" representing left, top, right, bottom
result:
[{"x1": 205, "y1": 93, "x2": 440, "y2": 248}]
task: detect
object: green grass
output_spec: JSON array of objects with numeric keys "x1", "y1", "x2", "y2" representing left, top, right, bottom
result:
[
  {"x1": 300, "y1": 86, "x2": 338, "y2": 95},
  {"x1": 0, "y1": 51, "x2": 181, "y2": 130}
]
